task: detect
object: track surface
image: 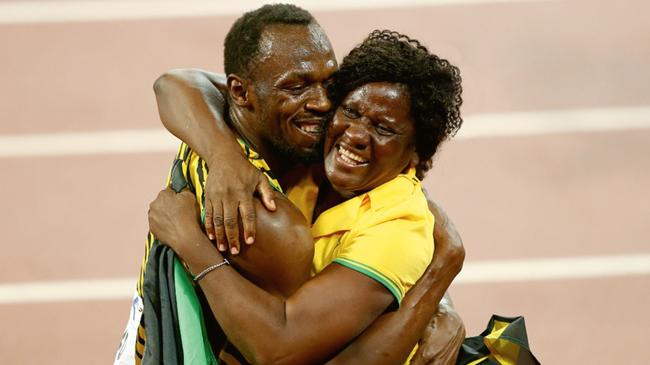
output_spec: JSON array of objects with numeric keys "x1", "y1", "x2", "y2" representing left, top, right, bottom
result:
[{"x1": 1, "y1": 1, "x2": 649, "y2": 364}]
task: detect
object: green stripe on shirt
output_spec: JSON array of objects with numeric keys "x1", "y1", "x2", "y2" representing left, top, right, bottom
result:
[{"x1": 333, "y1": 257, "x2": 404, "y2": 305}]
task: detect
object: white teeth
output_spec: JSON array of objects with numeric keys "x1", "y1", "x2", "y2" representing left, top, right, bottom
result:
[
  {"x1": 340, "y1": 153, "x2": 356, "y2": 165},
  {"x1": 338, "y1": 146, "x2": 368, "y2": 165},
  {"x1": 298, "y1": 124, "x2": 321, "y2": 133}
]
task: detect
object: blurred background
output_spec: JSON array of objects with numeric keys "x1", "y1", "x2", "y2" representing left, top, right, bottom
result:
[{"x1": 1, "y1": 0, "x2": 649, "y2": 363}]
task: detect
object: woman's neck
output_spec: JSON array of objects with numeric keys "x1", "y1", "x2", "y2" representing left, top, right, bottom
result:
[{"x1": 312, "y1": 179, "x2": 346, "y2": 224}]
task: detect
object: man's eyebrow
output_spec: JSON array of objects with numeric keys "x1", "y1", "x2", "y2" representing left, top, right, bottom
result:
[{"x1": 277, "y1": 71, "x2": 312, "y2": 82}]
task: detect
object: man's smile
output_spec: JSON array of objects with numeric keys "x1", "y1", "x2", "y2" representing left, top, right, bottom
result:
[{"x1": 292, "y1": 118, "x2": 325, "y2": 137}]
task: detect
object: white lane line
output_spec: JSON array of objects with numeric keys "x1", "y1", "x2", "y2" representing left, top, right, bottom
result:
[
  {"x1": 1, "y1": 106, "x2": 649, "y2": 158},
  {"x1": 0, "y1": 0, "x2": 545, "y2": 24},
  {"x1": 1, "y1": 254, "x2": 649, "y2": 304},
  {"x1": 457, "y1": 106, "x2": 650, "y2": 139},
  {"x1": 0, "y1": 278, "x2": 136, "y2": 304},
  {"x1": 455, "y1": 254, "x2": 650, "y2": 284},
  {"x1": 0, "y1": 129, "x2": 179, "y2": 157}
]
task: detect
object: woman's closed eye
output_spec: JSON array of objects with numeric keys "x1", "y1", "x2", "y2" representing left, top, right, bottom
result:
[
  {"x1": 342, "y1": 106, "x2": 360, "y2": 119},
  {"x1": 375, "y1": 124, "x2": 397, "y2": 136}
]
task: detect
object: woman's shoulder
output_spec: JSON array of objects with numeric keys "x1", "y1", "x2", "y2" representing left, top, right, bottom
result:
[{"x1": 361, "y1": 177, "x2": 432, "y2": 227}]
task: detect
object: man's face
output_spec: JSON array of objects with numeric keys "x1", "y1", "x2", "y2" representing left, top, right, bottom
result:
[{"x1": 248, "y1": 23, "x2": 338, "y2": 162}]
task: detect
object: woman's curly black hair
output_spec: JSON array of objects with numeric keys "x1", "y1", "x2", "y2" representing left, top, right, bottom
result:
[{"x1": 328, "y1": 30, "x2": 463, "y2": 179}]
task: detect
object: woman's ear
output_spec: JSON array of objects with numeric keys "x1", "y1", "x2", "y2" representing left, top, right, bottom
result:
[
  {"x1": 227, "y1": 75, "x2": 252, "y2": 107},
  {"x1": 409, "y1": 151, "x2": 420, "y2": 170},
  {"x1": 402, "y1": 151, "x2": 419, "y2": 174}
]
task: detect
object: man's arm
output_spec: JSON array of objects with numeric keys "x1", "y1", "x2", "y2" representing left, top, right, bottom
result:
[
  {"x1": 153, "y1": 69, "x2": 230, "y2": 167},
  {"x1": 149, "y1": 188, "x2": 397, "y2": 365},
  {"x1": 325, "y1": 199, "x2": 465, "y2": 365},
  {"x1": 410, "y1": 294, "x2": 465, "y2": 365},
  {"x1": 154, "y1": 69, "x2": 276, "y2": 254}
]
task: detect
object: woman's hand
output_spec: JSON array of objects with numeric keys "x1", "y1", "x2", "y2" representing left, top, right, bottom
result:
[{"x1": 148, "y1": 188, "x2": 203, "y2": 257}]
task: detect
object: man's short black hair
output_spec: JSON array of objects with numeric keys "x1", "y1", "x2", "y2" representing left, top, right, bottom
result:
[
  {"x1": 328, "y1": 30, "x2": 463, "y2": 179},
  {"x1": 224, "y1": 4, "x2": 315, "y2": 77}
]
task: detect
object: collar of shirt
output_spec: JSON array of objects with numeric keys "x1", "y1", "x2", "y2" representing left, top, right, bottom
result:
[
  {"x1": 235, "y1": 137, "x2": 283, "y2": 194},
  {"x1": 311, "y1": 168, "x2": 421, "y2": 238}
]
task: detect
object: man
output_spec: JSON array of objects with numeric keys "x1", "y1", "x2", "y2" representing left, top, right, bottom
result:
[{"x1": 115, "y1": 4, "x2": 464, "y2": 365}]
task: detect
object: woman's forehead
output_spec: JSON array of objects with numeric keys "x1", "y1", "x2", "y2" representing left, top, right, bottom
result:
[{"x1": 345, "y1": 83, "x2": 410, "y2": 110}]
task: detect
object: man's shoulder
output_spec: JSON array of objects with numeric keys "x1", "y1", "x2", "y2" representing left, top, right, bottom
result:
[{"x1": 227, "y1": 195, "x2": 314, "y2": 297}]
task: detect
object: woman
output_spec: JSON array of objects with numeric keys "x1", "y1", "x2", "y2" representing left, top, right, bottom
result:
[{"x1": 149, "y1": 30, "x2": 463, "y2": 365}]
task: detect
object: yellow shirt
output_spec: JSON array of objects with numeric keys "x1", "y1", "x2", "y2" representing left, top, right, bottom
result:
[{"x1": 289, "y1": 168, "x2": 434, "y2": 305}]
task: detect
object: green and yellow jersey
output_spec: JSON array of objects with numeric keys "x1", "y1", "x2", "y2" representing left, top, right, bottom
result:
[{"x1": 131, "y1": 140, "x2": 282, "y2": 365}]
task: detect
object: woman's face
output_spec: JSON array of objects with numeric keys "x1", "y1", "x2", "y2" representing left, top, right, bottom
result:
[{"x1": 323, "y1": 82, "x2": 418, "y2": 198}]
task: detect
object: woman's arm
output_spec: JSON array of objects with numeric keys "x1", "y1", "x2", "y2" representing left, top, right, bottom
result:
[
  {"x1": 154, "y1": 69, "x2": 276, "y2": 254},
  {"x1": 148, "y1": 188, "x2": 395, "y2": 365},
  {"x1": 325, "y1": 199, "x2": 465, "y2": 365}
]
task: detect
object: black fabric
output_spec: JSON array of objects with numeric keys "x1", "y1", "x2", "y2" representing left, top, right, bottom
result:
[
  {"x1": 142, "y1": 242, "x2": 184, "y2": 365},
  {"x1": 456, "y1": 315, "x2": 540, "y2": 365},
  {"x1": 170, "y1": 158, "x2": 189, "y2": 193},
  {"x1": 221, "y1": 342, "x2": 250, "y2": 365}
]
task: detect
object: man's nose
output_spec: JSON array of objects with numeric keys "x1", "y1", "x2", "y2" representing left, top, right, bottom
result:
[{"x1": 305, "y1": 84, "x2": 331, "y2": 113}]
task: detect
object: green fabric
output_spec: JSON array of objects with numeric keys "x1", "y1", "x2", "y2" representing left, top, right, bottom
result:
[{"x1": 174, "y1": 258, "x2": 219, "y2": 365}]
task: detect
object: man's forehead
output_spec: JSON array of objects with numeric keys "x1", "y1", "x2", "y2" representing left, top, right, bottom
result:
[{"x1": 258, "y1": 23, "x2": 334, "y2": 62}]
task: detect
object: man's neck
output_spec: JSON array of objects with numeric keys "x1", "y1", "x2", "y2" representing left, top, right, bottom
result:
[{"x1": 228, "y1": 106, "x2": 292, "y2": 179}]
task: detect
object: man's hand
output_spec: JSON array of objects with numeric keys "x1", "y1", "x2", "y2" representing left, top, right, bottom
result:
[
  {"x1": 203, "y1": 154, "x2": 277, "y2": 256},
  {"x1": 154, "y1": 69, "x2": 278, "y2": 256},
  {"x1": 398, "y1": 198, "x2": 465, "y2": 365},
  {"x1": 410, "y1": 299, "x2": 465, "y2": 365},
  {"x1": 148, "y1": 188, "x2": 202, "y2": 257}
]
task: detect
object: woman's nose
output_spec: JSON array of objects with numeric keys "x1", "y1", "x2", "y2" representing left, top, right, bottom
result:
[{"x1": 344, "y1": 118, "x2": 370, "y2": 150}]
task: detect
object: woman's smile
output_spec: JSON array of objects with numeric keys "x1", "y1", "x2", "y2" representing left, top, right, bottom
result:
[
  {"x1": 334, "y1": 142, "x2": 369, "y2": 167},
  {"x1": 323, "y1": 82, "x2": 418, "y2": 196}
]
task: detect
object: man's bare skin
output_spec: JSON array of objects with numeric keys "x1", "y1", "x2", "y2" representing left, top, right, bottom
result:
[{"x1": 150, "y1": 8, "x2": 466, "y2": 364}]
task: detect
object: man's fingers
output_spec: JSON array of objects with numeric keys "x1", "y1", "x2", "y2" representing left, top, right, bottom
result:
[
  {"x1": 238, "y1": 197, "x2": 256, "y2": 245},
  {"x1": 203, "y1": 201, "x2": 215, "y2": 241},
  {"x1": 212, "y1": 203, "x2": 227, "y2": 252},
  {"x1": 222, "y1": 201, "x2": 240, "y2": 255},
  {"x1": 257, "y1": 176, "x2": 276, "y2": 211}
]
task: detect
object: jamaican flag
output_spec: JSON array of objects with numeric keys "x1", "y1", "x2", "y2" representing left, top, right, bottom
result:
[
  {"x1": 137, "y1": 140, "x2": 283, "y2": 365},
  {"x1": 458, "y1": 315, "x2": 540, "y2": 365},
  {"x1": 140, "y1": 152, "x2": 219, "y2": 365}
]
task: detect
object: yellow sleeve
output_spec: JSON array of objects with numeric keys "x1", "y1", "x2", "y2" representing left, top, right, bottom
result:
[
  {"x1": 333, "y1": 211, "x2": 434, "y2": 305},
  {"x1": 163, "y1": 142, "x2": 209, "y2": 222},
  {"x1": 185, "y1": 150, "x2": 209, "y2": 217}
]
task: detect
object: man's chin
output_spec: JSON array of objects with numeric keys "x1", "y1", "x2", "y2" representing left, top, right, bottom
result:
[
  {"x1": 290, "y1": 144, "x2": 322, "y2": 164},
  {"x1": 271, "y1": 138, "x2": 323, "y2": 164}
]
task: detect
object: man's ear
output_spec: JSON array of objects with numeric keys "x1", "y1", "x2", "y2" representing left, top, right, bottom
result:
[{"x1": 227, "y1": 74, "x2": 253, "y2": 107}]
